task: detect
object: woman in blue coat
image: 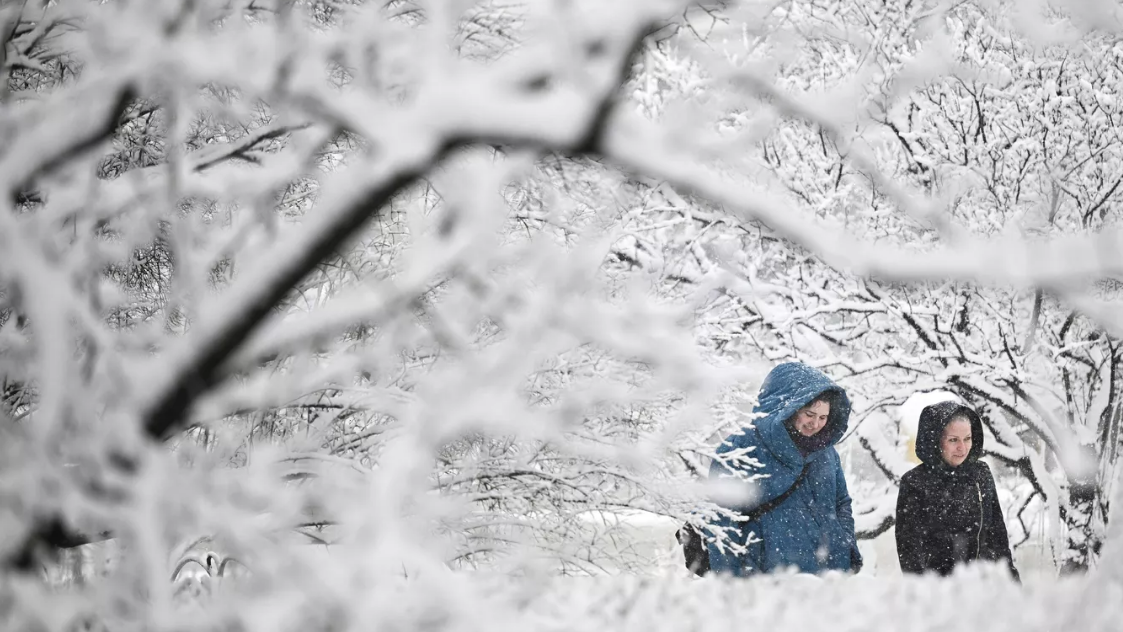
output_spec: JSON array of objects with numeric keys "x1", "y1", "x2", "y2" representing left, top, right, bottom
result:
[{"x1": 706, "y1": 362, "x2": 862, "y2": 576}]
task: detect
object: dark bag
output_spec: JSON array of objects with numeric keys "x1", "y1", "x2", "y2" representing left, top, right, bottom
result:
[{"x1": 677, "y1": 463, "x2": 811, "y2": 577}]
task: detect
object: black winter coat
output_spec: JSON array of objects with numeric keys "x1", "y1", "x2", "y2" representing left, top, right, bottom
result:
[{"x1": 895, "y1": 402, "x2": 1019, "y2": 580}]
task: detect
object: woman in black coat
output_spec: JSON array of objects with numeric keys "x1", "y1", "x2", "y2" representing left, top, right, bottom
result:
[{"x1": 895, "y1": 401, "x2": 1020, "y2": 580}]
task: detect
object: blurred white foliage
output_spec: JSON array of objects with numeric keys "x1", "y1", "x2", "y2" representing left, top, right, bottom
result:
[{"x1": 0, "y1": 0, "x2": 1122, "y2": 630}]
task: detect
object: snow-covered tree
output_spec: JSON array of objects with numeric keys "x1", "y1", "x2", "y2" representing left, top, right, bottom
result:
[
  {"x1": 0, "y1": 0, "x2": 750, "y2": 604},
  {"x1": 4, "y1": 0, "x2": 1123, "y2": 629},
  {"x1": 614, "y1": 0, "x2": 1123, "y2": 571}
]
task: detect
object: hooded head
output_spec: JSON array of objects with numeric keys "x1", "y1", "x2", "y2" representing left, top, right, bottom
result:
[
  {"x1": 753, "y1": 362, "x2": 851, "y2": 464},
  {"x1": 914, "y1": 401, "x2": 984, "y2": 468}
]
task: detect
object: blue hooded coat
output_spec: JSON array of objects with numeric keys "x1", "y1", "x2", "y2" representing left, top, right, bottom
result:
[{"x1": 706, "y1": 362, "x2": 861, "y2": 576}]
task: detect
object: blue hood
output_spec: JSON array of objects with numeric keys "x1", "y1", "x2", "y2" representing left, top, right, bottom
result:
[{"x1": 753, "y1": 362, "x2": 851, "y2": 467}]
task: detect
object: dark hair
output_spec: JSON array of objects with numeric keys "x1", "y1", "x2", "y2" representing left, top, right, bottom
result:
[
  {"x1": 945, "y1": 413, "x2": 974, "y2": 428},
  {"x1": 786, "y1": 391, "x2": 835, "y2": 426},
  {"x1": 806, "y1": 391, "x2": 835, "y2": 408}
]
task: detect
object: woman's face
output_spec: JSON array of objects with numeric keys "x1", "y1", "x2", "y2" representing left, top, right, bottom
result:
[
  {"x1": 793, "y1": 400, "x2": 830, "y2": 437},
  {"x1": 940, "y1": 418, "x2": 973, "y2": 467}
]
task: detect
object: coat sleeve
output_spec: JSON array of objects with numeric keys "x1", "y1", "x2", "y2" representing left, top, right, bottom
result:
[
  {"x1": 833, "y1": 456, "x2": 862, "y2": 571},
  {"x1": 704, "y1": 432, "x2": 764, "y2": 576},
  {"x1": 979, "y1": 463, "x2": 1021, "y2": 582},
  {"x1": 895, "y1": 473, "x2": 928, "y2": 574},
  {"x1": 705, "y1": 514, "x2": 763, "y2": 576}
]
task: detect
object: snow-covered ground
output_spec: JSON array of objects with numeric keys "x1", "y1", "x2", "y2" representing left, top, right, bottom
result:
[
  {"x1": 162, "y1": 563, "x2": 1118, "y2": 632},
  {"x1": 47, "y1": 515, "x2": 1101, "y2": 632},
  {"x1": 529, "y1": 572, "x2": 1114, "y2": 632},
  {"x1": 585, "y1": 511, "x2": 1058, "y2": 581}
]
